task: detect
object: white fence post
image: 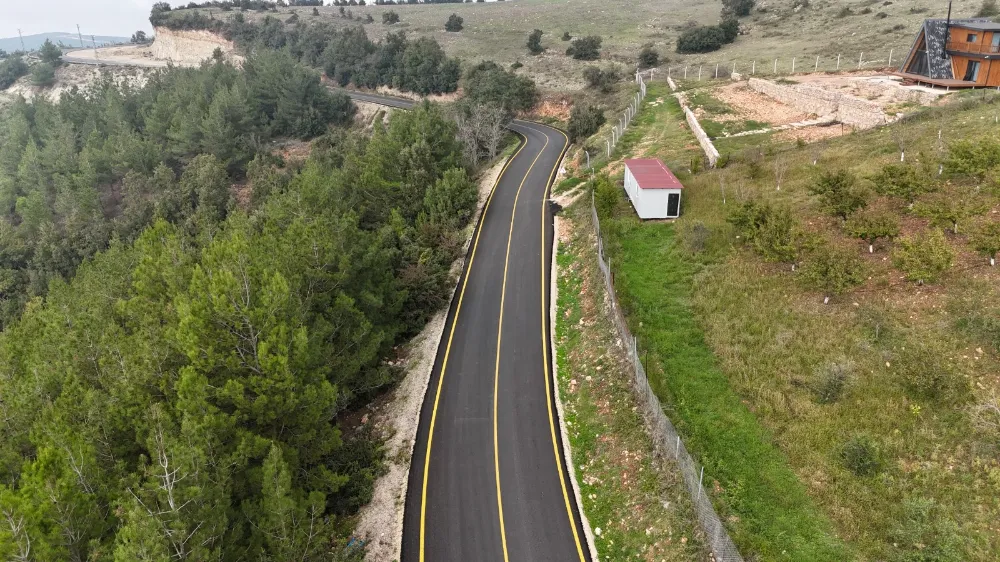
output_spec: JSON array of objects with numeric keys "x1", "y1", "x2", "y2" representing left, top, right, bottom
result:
[
  {"x1": 888, "y1": 48, "x2": 893, "y2": 67},
  {"x1": 858, "y1": 51, "x2": 864, "y2": 69},
  {"x1": 699, "y1": 65, "x2": 702, "y2": 80},
  {"x1": 752, "y1": 60, "x2": 756, "y2": 74},
  {"x1": 773, "y1": 58, "x2": 777, "y2": 74},
  {"x1": 791, "y1": 57, "x2": 795, "y2": 73},
  {"x1": 815, "y1": 55, "x2": 819, "y2": 72},
  {"x1": 837, "y1": 53, "x2": 841, "y2": 70},
  {"x1": 715, "y1": 63, "x2": 719, "y2": 78}
]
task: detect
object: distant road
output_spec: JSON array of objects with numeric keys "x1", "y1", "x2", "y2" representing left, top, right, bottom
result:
[
  {"x1": 64, "y1": 47, "x2": 172, "y2": 68},
  {"x1": 349, "y1": 90, "x2": 591, "y2": 562}
]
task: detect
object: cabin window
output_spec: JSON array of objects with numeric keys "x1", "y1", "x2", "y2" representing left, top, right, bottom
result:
[
  {"x1": 964, "y1": 60, "x2": 981, "y2": 82},
  {"x1": 968, "y1": 33, "x2": 978, "y2": 43}
]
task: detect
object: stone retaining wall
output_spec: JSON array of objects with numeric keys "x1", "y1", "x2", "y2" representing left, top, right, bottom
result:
[
  {"x1": 748, "y1": 78, "x2": 887, "y2": 129},
  {"x1": 681, "y1": 103, "x2": 720, "y2": 167}
]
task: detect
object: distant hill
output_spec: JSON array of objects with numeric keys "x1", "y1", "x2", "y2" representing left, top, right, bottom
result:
[{"x1": 0, "y1": 32, "x2": 130, "y2": 53}]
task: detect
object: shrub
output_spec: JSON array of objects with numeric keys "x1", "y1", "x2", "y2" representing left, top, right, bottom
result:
[
  {"x1": 892, "y1": 229, "x2": 954, "y2": 284},
  {"x1": 814, "y1": 361, "x2": 851, "y2": 404},
  {"x1": 582, "y1": 66, "x2": 619, "y2": 93},
  {"x1": 915, "y1": 187, "x2": 987, "y2": 234},
  {"x1": 593, "y1": 175, "x2": 619, "y2": 218},
  {"x1": 0, "y1": 56, "x2": 29, "y2": 89},
  {"x1": 562, "y1": 31, "x2": 572, "y2": 41},
  {"x1": 840, "y1": 435, "x2": 883, "y2": 477},
  {"x1": 976, "y1": 0, "x2": 999, "y2": 17},
  {"x1": 874, "y1": 11, "x2": 888, "y2": 19},
  {"x1": 30, "y1": 62, "x2": 56, "y2": 87},
  {"x1": 869, "y1": 163, "x2": 931, "y2": 203},
  {"x1": 527, "y1": 29, "x2": 544, "y2": 55},
  {"x1": 679, "y1": 220, "x2": 711, "y2": 253},
  {"x1": 809, "y1": 169, "x2": 869, "y2": 219},
  {"x1": 638, "y1": 44, "x2": 659, "y2": 69},
  {"x1": 969, "y1": 220, "x2": 1000, "y2": 266},
  {"x1": 445, "y1": 13, "x2": 463, "y2": 32},
  {"x1": 567, "y1": 104, "x2": 606, "y2": 143},
  {"x1": 895, "y1": 342, "x2": 971, "y2": 404},
  {"x1": 676, "y1": 25, "x2": 726, "y2": 54},
  {"x1": 837, "y1": 6, "x2": 853, "y2": 16},
  {"x1": 800, "y1": 242, "x2": 867, "y2": 302},
  {"x1": 566, "y1": 35, "x2": 602, "y2": 60},
  {"x1": 944, "y1": 138, "x2": 1000, "y2": 180},
  {"x1": 845, "y1": 206, "x2": 900, "y2": 253},
  {"x1": 722, "y1": 0, "x2": 755, "y2": 17},
  {"x1": 382, "y1": 10, "x2": 399, "y2": 24},
  {"x1": 510, "y1": 61, "x2": 523, "y2": 70},
  {"x1": 719, "y1": 18, "x2": 739, "y2": 42},
  {"x1": 890, "y1": 498, "x2": 969, "y2": 562}
]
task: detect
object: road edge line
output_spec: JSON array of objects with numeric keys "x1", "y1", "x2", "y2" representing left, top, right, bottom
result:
[
  {"x1": 397, "y1": 136, "x2": 525, "y2": 562},
  {"x1": 550, "y1": 214, "x2": 601, "y2": 562}
]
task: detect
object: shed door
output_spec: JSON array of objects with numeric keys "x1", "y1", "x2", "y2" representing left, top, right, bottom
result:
[{"x1": 667, "y1": 193, "x2": 680, "y2": 217}]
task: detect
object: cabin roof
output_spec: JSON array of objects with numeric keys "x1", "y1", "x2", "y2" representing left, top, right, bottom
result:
[
  {"x1": 945, "y1": 19, "x2": 1000, "y2": 31},
  {"x1": 624, "y1": 159, "x2": 683, "y2": 190}
]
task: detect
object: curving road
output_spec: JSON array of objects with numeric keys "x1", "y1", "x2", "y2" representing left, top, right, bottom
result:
[{"x1": 347, "y1": 91, "x2": 591, "y2": 562}]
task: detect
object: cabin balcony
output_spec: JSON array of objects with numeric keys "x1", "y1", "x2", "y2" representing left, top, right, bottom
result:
[{"x1": 946, "y1": 40, "x2": 1000, "y2": 55}]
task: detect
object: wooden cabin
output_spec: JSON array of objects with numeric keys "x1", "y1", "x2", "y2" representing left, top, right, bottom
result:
[{"x1": 897, "y1": 18, "x2": 1000, "y2": 88}]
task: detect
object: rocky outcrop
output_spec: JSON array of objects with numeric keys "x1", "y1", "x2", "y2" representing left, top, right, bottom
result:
[{"x1": 150, "y1": 27, "x2": 240, "y2": 65}]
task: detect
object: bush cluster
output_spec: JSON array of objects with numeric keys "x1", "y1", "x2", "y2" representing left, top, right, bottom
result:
[
  {"x1": 567, "y1": 103, "x2": 606, "y2": 143},
  {"x1": 676, "y1": 19, "x2": 739, "y2": 54},
  {"x1": 566, "y1": 35, "x2": 602, "y2": 60}
]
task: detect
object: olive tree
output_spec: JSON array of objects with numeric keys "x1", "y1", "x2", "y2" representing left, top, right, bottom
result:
[{"x1": 892, "y1": 229, "x2": 954, "y2": 285}]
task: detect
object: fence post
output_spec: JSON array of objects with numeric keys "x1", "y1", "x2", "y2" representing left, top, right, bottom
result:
[
  {"x1": 888, "y1": 48, "x2": 893, "y2": 67},
  {"x1": 675, "y1": 435, "x2": 680, "y2": 458},
  {"x1": 815, "y1": 55, "x2": 819, "y2": 72},
  {"x1": 684, "y1": 66, "x2": 688, "y2": 79},
  {"x1": 697, "y1": 466, "x2": 705, "y2": 501},
  {"x1": 791, "y1": 57, "x2": 795, "y2": 73},
  {"x1": 752, "y1": 60, "x2": 756, "y2": 74},
  {"x1": 732, "y1": 61, "x2": 736, "y2": 75},
  {"x1": 773, "y1": 58, "x2": 777, "y2": 74},
  {"x1": 858, "y1": 51, "x2": 864, "y2": 69},
  {"x1": 606, "y1": 139, "x2": 610, "y2": 157},
  {"x1": 698, "y1": 65, "x2": 702, "y2": 81},
  {"x1": 715, "y1": 63, "x2": 719, "y2": 78},
  {"x1": 837, "y1": 53, "x2": 841, "y2": 70}
]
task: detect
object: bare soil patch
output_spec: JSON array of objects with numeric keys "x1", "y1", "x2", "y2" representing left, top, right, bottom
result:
[{"x1": 715, "y1": 82, "x2": 811, "y2": 126}]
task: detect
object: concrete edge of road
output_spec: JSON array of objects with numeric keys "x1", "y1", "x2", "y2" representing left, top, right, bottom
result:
[
  {"x1": 390, "y1": 140, "x2": 523, "y2": 562},
  {"x1": 551, "y1": 216, "x2": 600, "y2": 562}
]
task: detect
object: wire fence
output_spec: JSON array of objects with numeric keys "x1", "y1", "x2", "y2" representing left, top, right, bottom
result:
[
  {"x1": 588, "y1": 194, "x2": 744, "y2": 562},
  {"x1": 666, "y1": 47, "x2": 912, "y2": 82}
]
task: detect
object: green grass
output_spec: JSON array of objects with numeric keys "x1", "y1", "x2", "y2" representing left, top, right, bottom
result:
[
  {"x1": 596, "y1": 208, "x2": 849, "y2": 561},
  {"x1": 555, "y1": 217, "x2": 711, "y2": 561}
]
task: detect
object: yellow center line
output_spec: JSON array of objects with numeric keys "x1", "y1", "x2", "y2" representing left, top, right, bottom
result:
[
  {"x1": 520, "y1": 122, "x2": 587, "y2": 562},
  {"x1": 418, "y1": 135, "x2": 528, "y2": 562},
  {"x1": 494, "y1": 126, "x2": 550, "y2": 562}
]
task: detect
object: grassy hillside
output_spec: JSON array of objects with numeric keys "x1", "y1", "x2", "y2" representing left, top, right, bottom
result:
[
  {"x1": 568, "y1": 80, "x2": 1000, "y2": 560},
  {"x1": 273, "y1": 0, "x2": 962, "y2": 88}
]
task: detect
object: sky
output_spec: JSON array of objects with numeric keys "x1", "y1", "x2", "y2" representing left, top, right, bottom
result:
[{"x1": 0, "y1": 0, "x2": 157, "y2": 39}]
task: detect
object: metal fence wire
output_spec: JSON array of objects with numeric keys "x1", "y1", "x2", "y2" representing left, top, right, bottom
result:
[{"x1": 588, "y1": 195, "x2": 744, "y2": 562}]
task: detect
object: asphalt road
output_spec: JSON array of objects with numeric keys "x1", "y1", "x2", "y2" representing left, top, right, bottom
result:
[{"x1": 347, "y1": 91, "x2": 591, "y2": 562}]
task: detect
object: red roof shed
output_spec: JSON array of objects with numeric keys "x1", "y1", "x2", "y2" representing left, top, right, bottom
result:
[{"x1": 623, "y1": 159, "x2": 684, "y2": 190}]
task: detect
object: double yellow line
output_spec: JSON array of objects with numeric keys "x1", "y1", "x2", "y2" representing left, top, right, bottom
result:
[{"x1": 418, "y1": 123, "x2": 584, "y2": 562}]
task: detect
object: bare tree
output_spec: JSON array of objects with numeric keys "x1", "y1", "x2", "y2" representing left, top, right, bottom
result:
[
  {"x1": 2, "y1": 507, "x2": 31, "y2": 562},
  {"x1": 455, "y1": 102, "x2": 508, "y2": 167},
  {"x1": 773, "y1": 153, "x2": 788, "y2": 191}
]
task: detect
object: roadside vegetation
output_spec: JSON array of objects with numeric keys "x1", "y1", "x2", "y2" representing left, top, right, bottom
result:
[
  {"x1": 565, "y1": 78, "x2": 1000, "y2": 560},
  {"x1": 555, "y1": 209, "x2": 712, "y2": 562}
]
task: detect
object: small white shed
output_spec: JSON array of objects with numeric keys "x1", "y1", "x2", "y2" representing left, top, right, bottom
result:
[{"x1": 623, "y1": 158, "x2": 684, "y2": 220}]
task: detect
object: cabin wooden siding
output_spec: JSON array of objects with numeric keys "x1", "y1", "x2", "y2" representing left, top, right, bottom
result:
[{"x1": 946, "y1": 27, "x2": 998, "y2": 54}]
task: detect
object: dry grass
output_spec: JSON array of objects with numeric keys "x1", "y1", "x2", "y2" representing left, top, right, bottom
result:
[{"x1": 260, "y1": 0, "x2": 955, "y2": 93}]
